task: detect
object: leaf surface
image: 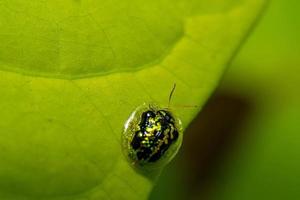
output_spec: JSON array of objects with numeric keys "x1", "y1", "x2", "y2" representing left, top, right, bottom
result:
[{"x1": 0, "y1": 0, "x2": 265, "y2": 199}]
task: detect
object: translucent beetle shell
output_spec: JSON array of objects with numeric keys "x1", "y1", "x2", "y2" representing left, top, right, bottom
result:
[{"x1": 122, "y1": 104, "x2": 183, "y2": 169}]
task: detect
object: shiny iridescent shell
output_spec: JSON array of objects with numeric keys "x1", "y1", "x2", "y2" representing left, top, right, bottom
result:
[{"x1": 123, "y1": 104, "x2": 182, "y2": 168}]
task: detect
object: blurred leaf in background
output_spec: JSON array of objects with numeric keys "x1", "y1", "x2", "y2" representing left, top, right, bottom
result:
[{"x1": 150, "y1": 0, "x2": 300, "y2": 199}]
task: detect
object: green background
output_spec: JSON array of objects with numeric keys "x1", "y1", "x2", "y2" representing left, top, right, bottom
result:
[{"x1": 1, "y1": 0, "x2": 298, "y2": 199}]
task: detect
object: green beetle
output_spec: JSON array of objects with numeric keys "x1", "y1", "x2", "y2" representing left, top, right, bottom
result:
[{"x1": 123, "y1": 85, "x2": 183, "y2": 168}]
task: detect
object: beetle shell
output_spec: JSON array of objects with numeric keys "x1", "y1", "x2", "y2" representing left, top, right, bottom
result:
[{"x1": 123, "y1": 104, "x2": 182, "y2": 168}]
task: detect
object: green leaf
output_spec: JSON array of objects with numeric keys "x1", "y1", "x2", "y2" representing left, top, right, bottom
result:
[{"x1": 0, "y1": 0, "x2": 265, "y2": 199}]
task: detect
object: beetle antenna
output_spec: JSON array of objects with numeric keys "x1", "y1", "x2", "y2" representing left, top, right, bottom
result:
[{"x1": 168, "y1": 83, "x2": 176, "y2": 108}]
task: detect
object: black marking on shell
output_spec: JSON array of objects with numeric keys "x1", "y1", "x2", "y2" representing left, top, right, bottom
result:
[{"x1": 130, "y1": 109, "x2": 179, "y2": 163}]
